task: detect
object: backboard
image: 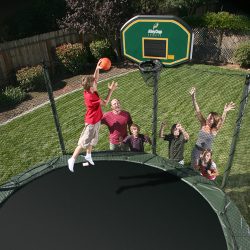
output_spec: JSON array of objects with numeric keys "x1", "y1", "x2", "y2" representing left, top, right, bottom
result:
[{"x1": 120, "y1": 15, "x2": 193, "y2": 67}]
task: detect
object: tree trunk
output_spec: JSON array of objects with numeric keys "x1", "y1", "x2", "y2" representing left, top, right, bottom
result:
[{"x1": 110, "y1": 35, "x2": 122, "y2": 62}]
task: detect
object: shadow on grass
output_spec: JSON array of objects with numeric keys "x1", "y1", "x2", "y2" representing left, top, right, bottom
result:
[
  {"x1": 224, "y1": 172, "x2": 250, "y2": 225},
  {"x1": 224, "y1": 172, "x2": 250, "y2": 188},
  {"x1": 52, "y1": 80, "x2": 67, "y2": 91}
]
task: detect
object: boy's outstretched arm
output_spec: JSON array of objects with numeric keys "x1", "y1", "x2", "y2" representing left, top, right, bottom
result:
[
  {"x1": 178, "y1": 124, "x2": 190, "y2": 141},
  {"x1": 93, "y1": 60, "x2": 102, "y2": 82},
  {"x1": 159, "y1": 121, "x2": 167, "y2": 138},
  {"x1": 101, "y1": 81, "x2": 118, "y2": 106}
]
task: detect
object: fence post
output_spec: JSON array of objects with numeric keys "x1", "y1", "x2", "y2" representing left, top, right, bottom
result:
[
  {"x1": 221, "y1": 74, "x2": 250, "y2": 189},
  {"x1": 217, "y1": 29, "x2": 224, "y2": 62},
  {"x1": 42, "y1": 62, "x2": 66, "y2": 155}
]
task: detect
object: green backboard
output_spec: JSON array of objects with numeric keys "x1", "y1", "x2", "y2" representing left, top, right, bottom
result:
[{"x1": 121, "y1": 15, "x2": 193, "y2": 66}]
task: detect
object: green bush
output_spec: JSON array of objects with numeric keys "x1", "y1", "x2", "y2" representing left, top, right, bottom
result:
[
  {"x1": 16, "y1": 65, "x2": 45, "y2": 91},
  {"x1": 89, "y1": 39, "x2": 114, "y2": 61},
  {"x1": 55, "y1": 43, "x2": 88, "y2": 76},
  {"x1": 234, "y1": 41, "x2": 250, "y2": 68},
  {"x1": 0, "y1": 86, "x2": 28, "y2": 108},
  {"x1": 185, "y1": 12, "x2": 250, "y2": 31}
]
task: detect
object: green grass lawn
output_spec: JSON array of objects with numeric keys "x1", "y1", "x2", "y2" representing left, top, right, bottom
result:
[{"x1": 0, "y1": 63, "x2": 249, "y2": 224}]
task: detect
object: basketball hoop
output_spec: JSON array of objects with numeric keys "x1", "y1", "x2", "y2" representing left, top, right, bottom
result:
[{"x1": 138, "y1": 60, "x2": 162, "y2": 87}]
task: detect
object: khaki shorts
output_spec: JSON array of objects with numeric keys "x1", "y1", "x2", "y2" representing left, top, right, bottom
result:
[{"x1": 78, "y1": 121, "x2": 101, "y2": 148}]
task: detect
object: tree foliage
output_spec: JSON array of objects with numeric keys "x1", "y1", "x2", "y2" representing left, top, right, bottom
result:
[
  {"x1": 162, "y1": 0, "x2": 218, "y2": 16},
  {"x1": 185, "y1": 11, "x2": 250, "y2": 30},
  {"x1": 60, "y1": 0, "x2": 137, "y2": 59},
  {"x1": 0, "y1": 0, "x2": 67, "y2": 42}
]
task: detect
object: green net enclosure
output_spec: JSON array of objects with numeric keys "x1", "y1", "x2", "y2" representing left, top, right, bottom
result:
[{"x1": 1, "y1": 63, "x2": 250, "y2": 249}]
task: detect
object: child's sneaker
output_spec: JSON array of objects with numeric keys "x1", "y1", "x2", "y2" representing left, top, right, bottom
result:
[
  {"x1": 68, "y1": 157, "x2": 75, "y2": 172},
  {"x1": 85, "y1": 155, "x2": 95, "y2": 165}
]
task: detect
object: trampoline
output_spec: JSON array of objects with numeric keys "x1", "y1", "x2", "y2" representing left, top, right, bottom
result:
[{"x1": 0, "y1": 152, "x2": 249, "y2": 250}]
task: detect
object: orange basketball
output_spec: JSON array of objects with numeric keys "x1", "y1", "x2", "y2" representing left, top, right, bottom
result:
[{"x1": 99, "y1": 57, "x2": 111, "y2": 70}]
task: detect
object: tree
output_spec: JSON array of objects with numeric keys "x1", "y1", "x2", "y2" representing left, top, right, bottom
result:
[
  {"x1": 0, "y1": 0, "x2": 67, "y2": 42},
  {"x1": 60, "y1": 0, "x2": 137, "y2": 60},
  {"x1": 138, "y1": 0, "x2": 161, "y2": 14},
  {"x1": 162, "y1": 0, "x2": 218, "y2": 17}
]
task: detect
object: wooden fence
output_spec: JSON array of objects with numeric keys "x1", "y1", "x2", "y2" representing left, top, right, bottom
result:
[{"x1": 0, "y1": 29, "x2": 81, "y2": 86}]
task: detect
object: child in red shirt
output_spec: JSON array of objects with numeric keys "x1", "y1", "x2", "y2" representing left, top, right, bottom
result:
[
  {"x1": 195, "y1": 149, "x2": 219, "y2": 180},
  {"x1": 68, "y1": 60, "x2": 118, "y2": 172}
]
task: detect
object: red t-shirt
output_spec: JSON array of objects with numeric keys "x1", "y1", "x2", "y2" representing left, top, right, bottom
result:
[
  {"x1": 199, "y1": 161, "x2": 217, "y2": 180},
  {"x1": 84, "y1": 90, "x2": 103, "y2": 124},
  {"x1": 101, "y1": 111, "x2": 132, "y2": 144}
]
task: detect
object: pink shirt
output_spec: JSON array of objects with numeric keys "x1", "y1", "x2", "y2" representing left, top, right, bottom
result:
[
  {"x1": 102, "y1": 111, "x2": 132, "y2": 144},
  {"x1": 84, "y1": 90, "x2": 103, "y2": 124}
]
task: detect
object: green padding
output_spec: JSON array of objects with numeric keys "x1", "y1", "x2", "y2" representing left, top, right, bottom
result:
[{"x1": 0, "y1": 151, "x2": 249, "y2": 249}]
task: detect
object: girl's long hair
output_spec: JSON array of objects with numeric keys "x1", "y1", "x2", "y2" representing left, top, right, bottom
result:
[
  {"x1": 199, "y1": 149, "x2": 212, "y2": 170},
  {"x1": 209, "y1": 112, "x2": 222, "y2": 129}
]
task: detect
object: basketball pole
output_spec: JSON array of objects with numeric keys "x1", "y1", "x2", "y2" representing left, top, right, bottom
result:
[{"x1": 138, "y1": 60, "x2": 162, "y2": 155}]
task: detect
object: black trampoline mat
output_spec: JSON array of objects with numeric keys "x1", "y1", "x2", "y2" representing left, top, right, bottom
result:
[{"x1": 0, "y1": 161, "x2": 227, "y2": 250}]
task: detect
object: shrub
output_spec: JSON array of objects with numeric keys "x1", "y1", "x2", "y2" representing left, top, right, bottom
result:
[
  {"x1": 185, "y1": 12, "x2": 250, "y2": 31},
  {"x1": 55, "y1": 43, "x2": 88, "y2": 76},
  {"x1": 16, "y1": 65, "x2": 45, "y2": 91},
  {"x1": 0, "y1": 86, "x2": 28, "y2": 108},
  {"x1": 89, "y1": 39, "x2": 114, "y2": 61},
  {"x1": 204, "y1": 12, "x2": 250, "y2": 30},
  {"x1": 234, "y1": 41, "x2": 250, "y2": 68}
]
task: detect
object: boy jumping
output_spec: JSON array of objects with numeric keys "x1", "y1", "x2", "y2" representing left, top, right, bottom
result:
[{"x1": 68, "y1": 60, "x2": 118, "y2": 172}]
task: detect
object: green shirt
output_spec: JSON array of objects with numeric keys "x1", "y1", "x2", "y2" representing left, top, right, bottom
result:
[{"x1": 164, "y1": 133, "x2": 187, "y2": 162}]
